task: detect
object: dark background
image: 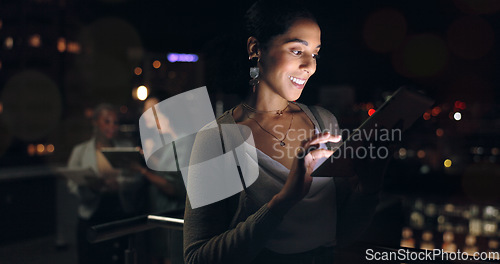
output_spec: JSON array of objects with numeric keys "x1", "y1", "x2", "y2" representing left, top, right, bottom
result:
[{"x1": 0, "y1": 0, "x2": 500, "y2": 258}]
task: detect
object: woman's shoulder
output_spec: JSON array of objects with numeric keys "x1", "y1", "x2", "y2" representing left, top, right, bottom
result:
[
  {"x1": 216, "y1": 107, "x2": 237, "y2": 124},
  {"x1": 294, "y1": 102, "x2": 339, "y2": 129}
]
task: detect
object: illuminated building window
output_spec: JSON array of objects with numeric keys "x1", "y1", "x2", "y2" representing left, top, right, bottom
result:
[
  {"x1": 28, "y1": 34, "x2": 42, "y2": 47},
  {"x1": 152, "y1": 60, "x2": 161, "y2": 69},
  {"x1": 134, "y1": 67, "x2": 142, "y2": 75},
  {"x1": 5, "y1": 37, "x2": 13, "y2": 49},
  {"x1": 67, "y1": 41, "x2": 81, "y2": 53},
  {"x1": 57, "y1": 37, "x2": 66, "y2": 52}
]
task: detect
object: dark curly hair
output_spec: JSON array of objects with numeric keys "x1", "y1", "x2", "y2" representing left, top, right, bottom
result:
[{"x1": 245, "y1": 0, "x2": 317, "y2": 49}]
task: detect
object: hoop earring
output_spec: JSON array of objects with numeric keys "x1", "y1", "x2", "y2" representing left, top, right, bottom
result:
[{"x1": 249, "y1": 57, "x2": 259, "y2": 93}]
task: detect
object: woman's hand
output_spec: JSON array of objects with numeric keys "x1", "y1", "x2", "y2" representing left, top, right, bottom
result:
[{"x1": 268, "y1": 132, "x2": 342, "y2": 214}]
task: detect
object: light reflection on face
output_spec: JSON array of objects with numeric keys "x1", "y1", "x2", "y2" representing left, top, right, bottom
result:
[{"x1": 258, "y1": 19, "x2": 321, "y2": 101}]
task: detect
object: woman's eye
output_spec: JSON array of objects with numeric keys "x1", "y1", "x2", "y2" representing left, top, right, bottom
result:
[
  {"x1": 313, "y1": 53, "x2": 320, "y2": 60},
  {"x1": 291, "y1": 50, "x2": 302, "y2": 55}
]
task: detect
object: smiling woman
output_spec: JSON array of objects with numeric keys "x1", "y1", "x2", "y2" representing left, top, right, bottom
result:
[{"x1": 183, "y1": 1, "x2": 384, "y2": 263}]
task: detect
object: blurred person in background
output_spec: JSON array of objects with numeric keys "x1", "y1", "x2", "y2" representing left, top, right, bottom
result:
[{"x1": 67, "y1": 103, "x2": 143, "y2": 264}]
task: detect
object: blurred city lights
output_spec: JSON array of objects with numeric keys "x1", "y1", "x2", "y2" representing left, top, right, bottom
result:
[
  {"x1": 152, "y1": 60, "x2": 161, "y2": 69},
  {"x1": 5, "y1": 37, "x2": 13, "y2": 49},
  {"x1": 67, "y1": 41, "x2": 81, "y2": 53},
  {"x1": 491, "y1": 148, "x2": 499, "y2": 156},
  {"x1": 28, "y1": 34, "x2": 41, "y2": 48},
  {"x1": 27, "y1": 144, "x2": 36, "y2": 156},
  {"x1": 420, "y1": 165, "x2": 430, "y2": 174},
  {"x1": 36, "y1": 144, "x2": 45, "y2": 153},
  {"x1": 444, "y1": 159, "x2": 452, "y2": 168},
  {"x1": 167, "y1": 53, "x2": 199, "y2": 62},
  {"x1": 431, "y1": 106, "x2": 441, "y2": 116},
  {"x1": 423, "y1": 112, "x2": 431, "y2": 120},
  {"x1": 57, "y1": 37, "x2": 66, "y2": 52},
  {"x1": 454, "y1": 112, "x2": 462, "y2": 121},
  {"x1": 454, "y1": 100, "x2": 466, "y2": 110},
  {"x1": 135, "y1": 85, "x2": 148, "y2": 101},
  {"x1": 368, "y1": 108, "x2": 376, "y2": 116},
  {"x1": 436, "y1": 128, "x2": 444, "y2": 137},
  {"x1": 399, "y1": 148, "x2": 407, "y2": 159},
  {"x1": 134, "y1": 67, "x2": 142, "y2": 75},
  {"x1": 46, "y1": 144, "x2": 55, "y2": 153},
  {"x1": 392, "y1": 34, "x2": 448, "y2": 78},
  {"x1": 417, "y1": 150, "x2": 426, "y2": 159}
]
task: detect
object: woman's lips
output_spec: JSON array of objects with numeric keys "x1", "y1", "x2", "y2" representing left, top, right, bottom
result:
[{"x1": 289, "y1": 76, "x2": 307, "y2": 89}]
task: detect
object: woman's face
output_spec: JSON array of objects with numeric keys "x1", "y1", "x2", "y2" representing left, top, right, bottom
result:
[
  {"x1": 258, "y1": 19, "x2": 321, "y2": 101},
  {"x1": 94, "y1": 109, "x2": 119, "y2": 139}
]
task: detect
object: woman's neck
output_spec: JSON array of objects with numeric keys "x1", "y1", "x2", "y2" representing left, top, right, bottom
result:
[{"x1": 245, "y1": 89, "x2": 289, "y2": 112}]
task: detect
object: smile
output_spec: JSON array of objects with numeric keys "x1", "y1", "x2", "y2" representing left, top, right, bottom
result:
[{"x1": 289, "y1": 76, "x2": 306, "y2": 85}]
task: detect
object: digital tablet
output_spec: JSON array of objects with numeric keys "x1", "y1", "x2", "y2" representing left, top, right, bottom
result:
[
  {"x1": 100, "y1": 147, "x2": 145, "y2": 169},
  {"x1": 311, "y1": 86, "x2": 434, "y2": 177}
]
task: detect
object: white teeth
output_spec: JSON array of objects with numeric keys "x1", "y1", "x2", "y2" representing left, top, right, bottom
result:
[{"x1": 289, "y1": 76, "x2": 306, "y2": 85}]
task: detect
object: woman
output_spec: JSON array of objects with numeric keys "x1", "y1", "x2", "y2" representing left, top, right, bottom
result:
[
  {"x1": 68, "y1": 104, "x2": 142, "y2": 264},
  {"x1": 184, "y1": 1, "x2": 384, "y2": 263}
]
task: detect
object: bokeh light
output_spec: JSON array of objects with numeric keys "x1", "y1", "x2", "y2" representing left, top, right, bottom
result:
[
  {"x1": 5, "y1": 37, "x2": 13, "y2": 49},
  {"x1": 27, "y1": 144, "x2": 36, "y2": 156},
  {"x1": 36, "y1": 144, "x2": 45, "y2": 154},
  {"x1": 436, "y1": 128, "x2": 444, "y2": 137},
  {"x1": 28, "y1": 34, "x2": 41, "y2": 48},
  {"x1": 444, "y1": 159, "x2": 452, "y2": 168},
  {"x1": 392, "y1": 34, "x2": 448, "y2": 78},
  {"x1": 57, "y1": 37, "x2": 66, "y2": 52},
  {"x1": 136, "y1": 85, "x2": 148, "y2": 101},
  {"x1": 447, "y1": 16, "x2": 494, "y2": 60},
  {"x1": 454, "y1": 112, "x2": 462, "y2": 121},
  {"x1": 431, "y1": 106, "x2": 441, "y2": 116},
  {"x1": 363, "y1": 8, "x2": 407, "y2": 53},
  {"x1": 152, "y1": 60, "x2": 161, "y2": 69},
  {"x1": 134, "y1": 67, "x2": 142, "y2": 75},
  {"x1": 1, "y1": 71, "x2": 62, "y2": 141},
  {"x1": 453, "y1": 0, "x2": 500, "y2": 15},
  {"x1": 423, "y1": 112, "x2": 431, "y2": 120},
  {"x1": 46, "y1": 144, "x2": 55, "y2": 153}
]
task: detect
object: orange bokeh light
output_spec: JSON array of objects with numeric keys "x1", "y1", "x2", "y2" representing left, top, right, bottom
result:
[
  {"x1": 134, "y1": 67, "x2": 142, "y2": 75},
  {"x1": 153, "y1": 60, "x2": 161, "y2": 69}
]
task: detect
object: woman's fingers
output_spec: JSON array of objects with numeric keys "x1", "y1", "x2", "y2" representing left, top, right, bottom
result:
[
  {"x1": 302, "y1": 132, "x2": 342, "y2": 154},
  {"x1": 304, "y1": 149, "x2": 334, "y2": 171}
]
